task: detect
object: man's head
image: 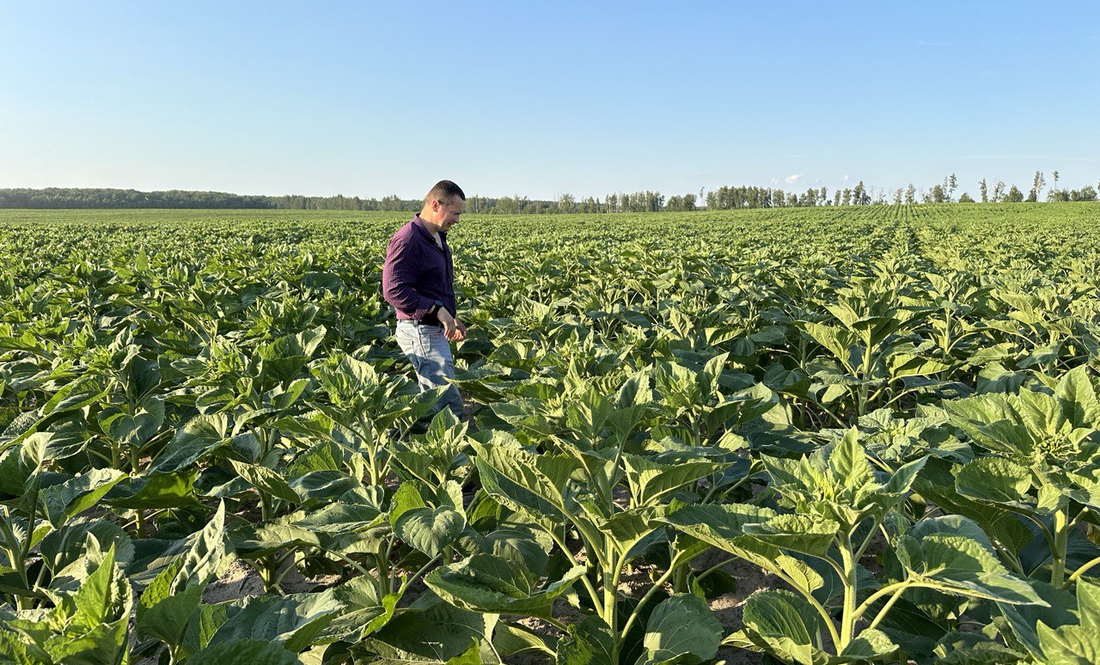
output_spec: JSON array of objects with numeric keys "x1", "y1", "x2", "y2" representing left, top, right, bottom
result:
[{"x1": 420, "y1": 180, "x2": 466, "y2": 233}]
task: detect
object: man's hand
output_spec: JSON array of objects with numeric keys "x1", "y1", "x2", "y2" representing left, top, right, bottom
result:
[{"x1": 438, "y1": 309, "x2": 466, "y2": 341}]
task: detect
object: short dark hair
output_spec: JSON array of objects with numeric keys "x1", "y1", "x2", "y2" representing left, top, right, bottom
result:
[{"x1": 426, "y1": 180, "x2": 465, "y2": 205}]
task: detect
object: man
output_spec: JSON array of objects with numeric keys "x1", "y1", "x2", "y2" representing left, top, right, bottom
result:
[{"x1": 382, "y1": 179, "x2": 467, "y2": 419}]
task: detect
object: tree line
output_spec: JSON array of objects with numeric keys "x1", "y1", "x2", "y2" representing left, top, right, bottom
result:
[
  {"x1": 0, "y1": 188, "x2": 276, "y2": 209},
  {"x1": 2, "y1": 174, "x2": 1097, "y2": 212},
  {"x1": 0, "y1": 188, "x2": 421, "y2": 211}
]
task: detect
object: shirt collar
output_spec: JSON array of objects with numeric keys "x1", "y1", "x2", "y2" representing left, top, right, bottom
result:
[{"x1": 412, "y1": 214, "x2": 447, "y2": 243}]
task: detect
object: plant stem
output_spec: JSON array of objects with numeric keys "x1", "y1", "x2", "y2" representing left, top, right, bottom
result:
[
  {"x1": 357, "y1": 414, "x2": 382, "y2": 485},
  {"x1": 311, "y1": 545, "x2": 373, "y2": 579},
  {"x1": 858, "y1": 580, "x2": 913, "y2": 630},
  {"x1": 838, "y1": 533, "x2": 859, "y2": 650},
  {"x1": 131, "y1": 455, "x2": 147, "y2": 538},
  {"x1": 547, "y1": 527, "x2": 603, "y2": 619},
  {"x1": 14, "y1": 469, "x2": 45, "y2": 610},
  {"x1": 398, "y1": 553, "x2": 443, "y2": 596},
  {"x1": 374, "y1": 552, "x2": 390, "y2": 598},
  {"x1": 859, "y1": 332, "x2": 874, "y2": 416},
  {"x1": 1064, "y1": 554, "x2": 1100, "y2": 589},
  {"x1": 1051, "y1": 508, "x2": 1070, "y2": 588},
  {"x1": 604, "y1": 544, "x2": 619, "y2": 636}
]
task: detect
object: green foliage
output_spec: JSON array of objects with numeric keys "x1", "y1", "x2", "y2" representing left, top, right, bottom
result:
[{"x1": 2, "y1": 204, "x2": 1100, "y2": 663}]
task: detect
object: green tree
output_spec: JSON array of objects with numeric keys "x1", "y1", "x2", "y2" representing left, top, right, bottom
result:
[
  {"x1": 1006, "y1": 184, "x2": 1025, "y2": 202},
  {"x1": 1047, "y1": 170, "x2": 1060, "y2": 201},
  {"x1": 1027, "y1": 170, "x2": 1045, "y2": 202},
  {"x1": 853, "y1": 181, "x2": 868, "y2": 205},
  {"x1": 1071, "y1": 185, "x2": 1098, "y2": 201},
  {"x1": 992, "y1": 180, "x2": 1006, "y2": 202}
]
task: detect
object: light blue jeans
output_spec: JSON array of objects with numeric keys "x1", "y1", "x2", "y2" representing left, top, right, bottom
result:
[{"x1": 394, "y1": 320, "x2": 465, "y2": 419}]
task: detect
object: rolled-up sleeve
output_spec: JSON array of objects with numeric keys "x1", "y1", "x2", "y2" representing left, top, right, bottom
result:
[{"x1": 382, "y1": 228, "x2": 434, "y2": 319}]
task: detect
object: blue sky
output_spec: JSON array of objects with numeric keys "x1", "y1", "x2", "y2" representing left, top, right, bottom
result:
[{"x1": 2, "y1": 1, "x2": 1098, "y2": 201}]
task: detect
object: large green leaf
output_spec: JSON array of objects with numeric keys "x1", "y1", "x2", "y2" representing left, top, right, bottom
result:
[
  {"x1": 492, "y1": 621, "x2": 555, "y2": 659},
  {"x1": 187, "y1": 639, "x2": 300, "y2": 665},
  {"x1": 1000, "y1": 578, "x2": 1100, "y2": 664},
  {"x1": 72, "y1": 544, "x2": 131, "y2": 628},
  {"x1": 136, "y1": 558, "x2": 206, "y2": 650},
  {"x1": 955, "y1": 456, "x2": 1032, "y2": 507},
  {"x1": 0, "y1": 630, "x2": 51, "y2": 664},
  {"x1": 1035, "y1": 625, "x2": 1100, "y2": 665},
  {"x1": 489, "y1": 399, "x2": 556, "y2": 436},
  {"x1": 658, "y1": 503, "x2": 779, "y2": 567},
  {"x1": 127, "y1": 501, "x2": 227, "y2": 588},
  {"x1": 472, "y1": 436, "x2": 577, "y2": 522},
  {"x1": 742, "y1": 514, "x2": 839, "y2": 559},
  {"x1": 802, "y1": 322, "x2": 858, "y2": 371},
  {"x1": 425, "y1": 554, "x2": 585, "y2": 617},
  {"x1": 395, "y1": 506, "x2": 466, "y2": 559},
  {"x1": 39, "y1": 468, "x2": 127, "y2": 528},
  {"x1": 459, "y1": 528, "x2": 552, "y2": 579},
  {"x1": 898, "y1": 530, "x2": 1046, "y2": 605},
  {"x1": 830, "y1": 428, "x2": 876, "y2": 496},
  {"x1": 152, "y1": 413, "x2": 230, "y2": 473},
  {"x1": 229, "y1": 459, "x2": 303, "y2": 504},
  {"x1": 355, "y1": 597, "x2": 498, "y2": 664},
  {"x1": 39, "y1": 518, "x2": 134, "y2": 577},
  {"x1": 623, "y1": 454, "x2": 724, "y2": 507},
  {"x1": 1055, "y1": 365, "x2": 1100, "y2": 428},
  {"x1": 290, "y1": 501, "x2": 384, "y2": 536},
  {"x1": 203, "y1": 589, "x2": 345, "y2": 651},
  {"x1": 256, "y1": 327, "x2": 326, "y2": 388},
  {"x1": 882, "y1": 454, "x2": 929, "y2": 496},
  {"x1": 932, "y1": 632, "x2": 1028, "y2": 665},
  {"x1": 99, "y1": 397, "x2": 164, "y2": 449},
  {"x1": 107, "y1": 470, "x2": 200, "y2": 509},
  {"x1": 556, "y1": 616, "x2": 615, "y2": 665},
  {"x1": 638, "y1": 593, "x2": 722, "y2": 665},
  {"x1": 887, "y1": 352, "x2": 952, "y2": 379},
  {"x1": 997, "y1": 578, "x2": 1080, "y2": 659},
  {"x1": 725, "y1": 589, "x2": 824, "y2": 665},
  {"x1": 232, "y1": 524, "x2": 321, "y2": 559},
  {"x1": 836, "y1": 628, "x2": 898, "y2": 662},
  {"x1": 323, "y1": 577, "x2": 399, "y2": 642},
  {"x1": 176, "y1": 500, "x2": 227, "y2": 591}
]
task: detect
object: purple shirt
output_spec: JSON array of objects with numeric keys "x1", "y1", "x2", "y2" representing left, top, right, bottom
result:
[{"x1": 382, "y1": 215, "x2": 456, "y2": 323}]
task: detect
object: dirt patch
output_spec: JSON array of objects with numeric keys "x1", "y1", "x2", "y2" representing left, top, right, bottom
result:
[{"x1": 202, "y1": 558, "x2": 343, "y2": 603}]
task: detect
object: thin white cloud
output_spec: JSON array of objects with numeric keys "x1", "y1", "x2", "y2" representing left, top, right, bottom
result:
[{"x1": 785, "y1": 173, "x2": 805, "y2": 185}]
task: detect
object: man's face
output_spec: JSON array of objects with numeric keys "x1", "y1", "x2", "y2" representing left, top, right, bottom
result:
[{"x1": 436, "y1": 197, "x2": 465, "y2": 232}]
